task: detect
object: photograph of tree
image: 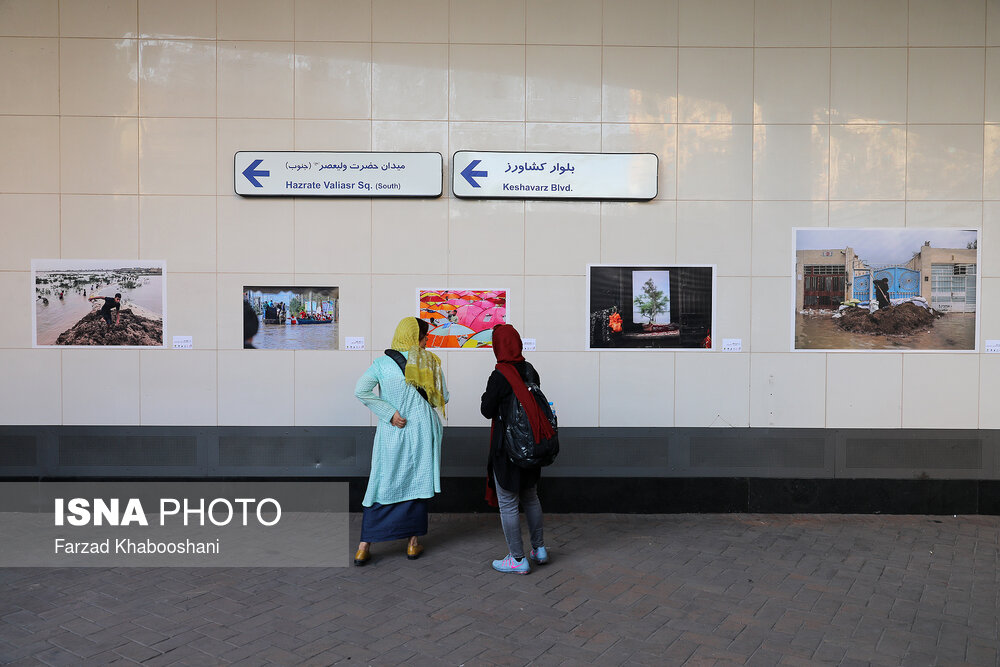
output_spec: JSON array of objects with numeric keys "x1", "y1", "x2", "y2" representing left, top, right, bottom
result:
[
  {"x1": 588, "y1": 265, "x2": 714, "y2": 349},
  {"x1": 794, "y1": 228, "x2": 979, "y2": 351}
]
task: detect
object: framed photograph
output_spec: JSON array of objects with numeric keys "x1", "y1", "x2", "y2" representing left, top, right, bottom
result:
[
  {"x1": 417, "y1": 289, "x2": 507, "y2": 349},
  {"x1": 793, "y1": 228, "x2": 979, "y2": 351},
  {"x1": 587, "y1": 265, "x2": 715, "y2": 350},
  {"x1": 243, "y1": 286, "x2": 339, "y2": 350},
  {"x1": 32, "y1": 259, "x2": 166, "y2": 348}
]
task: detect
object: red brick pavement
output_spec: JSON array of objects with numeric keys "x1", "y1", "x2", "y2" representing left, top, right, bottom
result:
[{"x1": 1, "y1": 513, "x2": 998, "y2": 665}]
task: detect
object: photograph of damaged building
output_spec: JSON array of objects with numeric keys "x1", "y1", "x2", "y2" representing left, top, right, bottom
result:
[{"x1": 794, "y1": 228, "x2": 978, "y2": 351}]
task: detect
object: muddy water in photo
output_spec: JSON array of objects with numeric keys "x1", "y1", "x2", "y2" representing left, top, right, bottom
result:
[
  {"x1": 254, "y1": 323, "x2": 339, "y2": 350},
  {"x1": 35, "y1": 275, "x2": 164, "y2": 346},
  {"x1": 795, "y1": 312, "x2": 976, "y2": 350}
]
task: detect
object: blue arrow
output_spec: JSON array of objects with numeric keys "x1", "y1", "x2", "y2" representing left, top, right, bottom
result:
[
  {"x1": 242, "y1": 159, "x2": 269, "y2": 188},
  {"x1": 460, "y1": 159, "x2": 488, "y2": 188}
]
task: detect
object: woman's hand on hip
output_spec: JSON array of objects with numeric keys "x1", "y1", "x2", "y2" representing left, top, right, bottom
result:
[{"x1": 390, "y1": 411, "x2": 407, "y2": 428}]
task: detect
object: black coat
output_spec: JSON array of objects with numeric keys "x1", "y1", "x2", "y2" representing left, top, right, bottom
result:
[{"x1": 481, "y1": 361, "x2": 542, "y2": 492}]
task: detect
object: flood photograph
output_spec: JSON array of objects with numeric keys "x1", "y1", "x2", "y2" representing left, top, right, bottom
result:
[
  {"x1": 244, "y1": 286, "x2": 339, "y2": 350},
  {"x1": 793, "y1": 228, "x2": 978, "y2": 351},
  {"x1": 32, "y1": 259, "x2": 165, "y2": 347}
]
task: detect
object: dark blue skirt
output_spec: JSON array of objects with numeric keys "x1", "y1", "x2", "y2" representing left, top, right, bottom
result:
[{"x1": 361, "y1": 499, "x2": 428, "y2": 543}]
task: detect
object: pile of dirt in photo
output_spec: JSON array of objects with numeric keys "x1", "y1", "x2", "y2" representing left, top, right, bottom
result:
[
  {"x1": 56, "y1": 309, "x2": 163, "y2": 346},
  {"x1": 836, "y1": 302, "x2": 938, "y2": 336}
]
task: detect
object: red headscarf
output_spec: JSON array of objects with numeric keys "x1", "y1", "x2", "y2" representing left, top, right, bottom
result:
[{"x1": 492, "y1": 324, "x2": 554, "y2": 443}]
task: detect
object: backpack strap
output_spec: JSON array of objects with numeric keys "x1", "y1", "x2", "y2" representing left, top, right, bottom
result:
[{"x1": 384, "y1": 349, "x2": 429, "y2": 402}]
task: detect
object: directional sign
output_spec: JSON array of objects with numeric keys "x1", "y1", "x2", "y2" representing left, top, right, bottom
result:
[
  {"x1": 452, "y1": 151, "x2": 657, "y2": 200},
  {"x1": 235, "y1": 152, "x2": 443, "y2": 197}
]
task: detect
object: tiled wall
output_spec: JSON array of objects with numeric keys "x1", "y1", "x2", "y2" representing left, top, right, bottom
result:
[{"x1": 1, "y1": 0, "x2": 998, "y2": 430}]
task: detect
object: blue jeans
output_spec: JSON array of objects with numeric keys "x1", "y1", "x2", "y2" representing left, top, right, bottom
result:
[{"x1": 494, "y1": 473, "x2": 544, "y2": 559}]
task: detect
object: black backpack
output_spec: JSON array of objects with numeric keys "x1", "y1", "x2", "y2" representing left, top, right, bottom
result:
[{"x1": 499, "y1": 382, "x2": 559, "y2": 468}]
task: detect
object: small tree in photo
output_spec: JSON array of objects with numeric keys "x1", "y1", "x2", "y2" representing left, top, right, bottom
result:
[{"x1": 634, "y1": 278, "x2": 669, "y2": 324}]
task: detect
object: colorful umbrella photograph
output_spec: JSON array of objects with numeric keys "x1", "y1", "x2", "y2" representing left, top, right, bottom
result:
[{"x1": 418, "y1": 289, "x2": 507, "y2": 348}]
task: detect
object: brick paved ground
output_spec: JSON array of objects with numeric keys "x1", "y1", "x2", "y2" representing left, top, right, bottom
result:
[{"x1": 1, "y1": 513, "x2": 998, "y2": 666}]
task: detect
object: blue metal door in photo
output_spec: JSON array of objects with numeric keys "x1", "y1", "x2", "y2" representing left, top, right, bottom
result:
[{"x1": 452, "y1": 151, "x2": 657, "y2": 200}]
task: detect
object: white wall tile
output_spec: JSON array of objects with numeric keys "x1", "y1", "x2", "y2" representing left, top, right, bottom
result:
[
  {"x1": 991, "y1": 0, "x2": 1000, "y2": 45},
  {"x1": 906, "y1": 125, "x2": 984, "y2": 200},
  {"x1": 675, "y1": 352, "x2": 750, "y2": 427},
  {"x1": 600, "y1": 201, "x2": 676, "y2": 265},
  {"x1": 981, "y1": 355, "x2": 1000, "y2": 428},
  {"x1": 0, "y1": 0, "x2": 58, "y2": 37},
  {"x1": 0, "y1": 195, "x2": 59, "y2": 270},
  {"x1": 60, "y1": 0, "x2": 137, "y2": 38},
  {"x1": 60, "y1": 38, "x2": 138, "y2": 117},
  {"x1": 909, "y1": 0, "x2": 987, "y2": 46},
  {"x1": 830, "y1": 48, "x2": 907, "y2": 124},
  {"x1": 753, "y1": 125, "x2": 830, "y2": 201},
  {"x1": 526, "y1": 123, "x2": 602, "y2": 152},
  {"x1": 217, "y1": 119, "x2": 294, "y2": 193},
  {"x1": 750, "y1": 352, "x2": 827, "y2": 427},
  {"x1": 525, "y1": 352, "x2": 599, "y2": 426},
  {"x1": 0, "y1": 350, "x2": 61, "y2": 424},
  {"x1": 831, "y1": 0, "x2": 908, "y2": 46},
  {"x1": 370, "y1": 274, "x2": 446, "y2": 348},
  {"x1": 677, "y1": 125, "x2": 752, "y2": 200},
  {"x1": 371, "y1": 199, "x2": 448, "y2": 274},
  {"x1": 294, "y1": 351, "x2": 374, "y2": 426},
  {"x1": 451, "y1": 0, "x2": 525, "y2": 44},
  {"x1": 980, "y1": 277, "x2": 999, "y2": 349},
  {"x1": 450, "y1": 45, "x2": 525, "y2": 122},
  {"x1": 139, "y1": 118, "x2": 216, "y2": 195},
  {"x1": 295, "y1": 120, "x2": 372, "y2": 151},
  {"x1": 755, "y1": 0, "x2": 830, "y2": 46},
  {"x1": 678, "y1": 0, "x2": 754, "y2": 46},
  {"x1": 527, "y1": 46, "x2": 602, "y2": 122},
  {"x1": 449, "y1": 200, "x2": 524, "y2": 275},
  {"x1": 751, "y1": 277, "x2": 792, "y2": 352},
  {"x1": 989, "y1": 49, "x2": 1000, "y2": 121},
  {"x1": 439, "y1": 348, "x2": 497, "y2": 426},
  {"x1": 524, "y1": 202, "x2": 600, "y2": 275},
  {"x1": 218, "y1": 349, "x2": 295, "y2": 425},
  {"x1": 63, "y1": 349, "x2": 141, "y2": 424},
  {"x1": 372, "y1": 0, "x2": 448, "y2": 43},
  {"x1": 139, "y1": 196, "x2": 216, "y2": 272},
  {"x1": 603, "y1": 47, "x2": 677, "y2": 123},
  {"x1": 677, "y1": 202, "x2": 751, "y2": 275},
  {"x1": 60, "y1": 195, "x2": 139, "y2": 259},
  {"x1": 678, "y1": 47, "x2": 754, "y2": 124},
  {"x1": 167, "y1": 272, "x2": 218, "y2": 349},
  {"x1": 826, "y1": 354, "x2": 903, "y2": 428},
  {"x1": 524, "y1": 276, "x2": 586, "y2": 350},
  {"x1": 217, "y1": 197, "x2": 294, "y2": 273},
  {"x1": 218, "y1": 0, "x2": 293, "y2": 40},
  {"x1": 0, "y1": 38, "x2": 58, "y2": 115},
  {"x1": 294, "y1": 199, "x2": 372, "y2": 274},
  {"x1": 60, "y1": 117, "x2": 139, "y2": 194},
  {"x1": 751, "y1": 201, "x2": 828, "y2": 276},
  {"x1": 602, "y1": 123, "x2": 677, "y2": 200},
  {"x1": 599, "y1": 351, "x2": 675, "y2": 426},
  {"x1": 715, "y1": 276, "x2": 751, "y2": 351},
  {"x1": 830, "y1": 125, "x2": 906, "y2": 200},
  {"x1": 902, "y1": 355, "x2": 980, "y2": 427},
  {"x1": 0, "y1": 116, "x2": 58, "y2": 193},
  {"x1": 986, "y1": 203, "x2": 1000, "y2": 276},
  {"x1": 905, "y1": 201, "x2": 983, "y2": 228},
  {"x1": 295, "y1": 43, "x2": 371, "y2": 120},
  {"x1": 450, "y1": 122, "x2": 526, "y2": 153},
  {"x1": 139, "y1": 40, "x2": 217, "y2": 117},
  {"x1": 294, "y1": 0, "x2": 370, "y2": 41},
  {"x1": 0, "y1": 272, "x2": 30, "y2": 348},
  {"x1": 218, "y1": 41, "x2": 293, "y2": 119},
  {"x1": 603, "y1": 0, "x2": 678, "y2": 46},
  {"x1": 139, "y1": 0, "x2": 217, "y2": 39},
  {"x1": 829, "y1": 201, "x2": 905, "y2": 228},
  {"x1": 754, "y1": 48, "x2": 830, "y2": 124},
  {"x1": 908, "y1": 48, "x2": 986, "y2": 124},
  {"x1": 372, "y1": 121, "x2": 448, "y2": 155},
  {"x1": 140, "y1": 350, "x2": 218, "y2": 425},
  {"x1": 527, "y1": 0, "x2": 601, "y2": 45},
  {"x1": 372, "y1": 44, "x2": 448, "y2": 120}
]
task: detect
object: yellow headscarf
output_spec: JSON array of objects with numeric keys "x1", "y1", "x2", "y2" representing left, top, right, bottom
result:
[{"x1": 391, "y1": 317, "x2": 446, "y2": 415}]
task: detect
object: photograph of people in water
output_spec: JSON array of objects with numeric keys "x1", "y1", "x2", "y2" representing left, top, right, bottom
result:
[
  {"x1": 32, "y1": 259, "x2": 165, "y2": 347},
  {"x1": 243, "y1": 286, "x2": 339, "y2": 350},
  {"x1": 794, "y1": 228, "x2": 979, "y2": 351}
]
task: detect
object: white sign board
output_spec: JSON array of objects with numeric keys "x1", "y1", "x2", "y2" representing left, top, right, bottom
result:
[
  {"x1": 344, "y1": 337, "x2": 366, "y2": 351},
  {"x1": 172, "y1": 336, "x2": 193, "y2": 349},
  {"x1": 452, "y1": 151, "x2": 657, "y2": 200},
  {"x1": 721, "y1": 338, "x2": 742, "y2": 352},
  {"x1": 235, "y1": 152, "x2": 442, "y2": 197},
  {"x1": 986, "y1": 340, "x2": 1000, "y2": 354}
]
